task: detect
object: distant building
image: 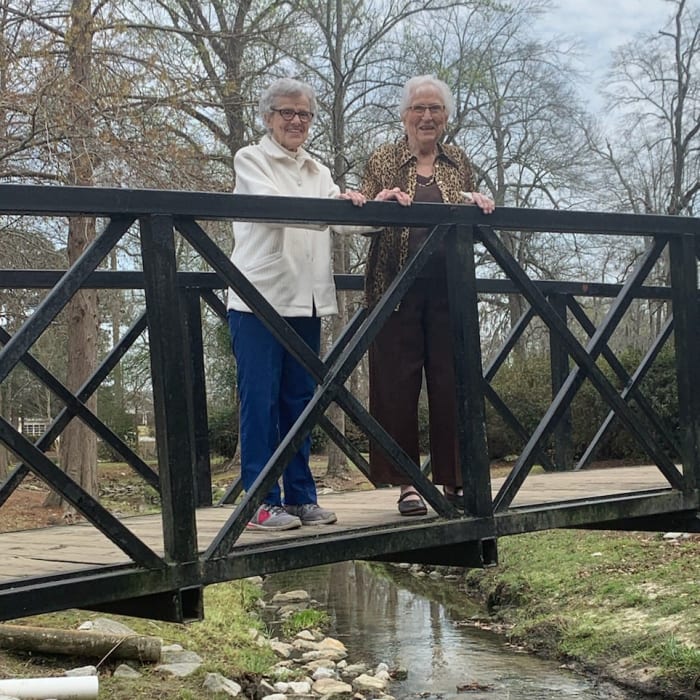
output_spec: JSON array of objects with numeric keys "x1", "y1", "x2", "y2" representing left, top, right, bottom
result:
[
  {"x1": 19, "y1": 417, "x2": 50, "y2": 438},
  {"x1": 18, "y1": 417, "x2": 59, "y2": 450}
]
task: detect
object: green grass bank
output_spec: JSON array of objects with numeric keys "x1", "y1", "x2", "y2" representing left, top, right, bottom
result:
[{"x1": 459, "y1": 529, "x2": 700, "y2": 698}]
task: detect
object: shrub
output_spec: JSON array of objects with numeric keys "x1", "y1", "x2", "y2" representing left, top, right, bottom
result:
[{"x1": 208, "y1": 405, "x2": 239, "y2": 458}]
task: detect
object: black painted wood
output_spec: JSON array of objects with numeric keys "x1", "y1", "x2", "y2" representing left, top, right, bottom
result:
[
  {"x1": 139, "y1": 215, "x2": 198, "y2": 564},
  {"x1": 668, "y1": 233, "x2": 700, "y2": 492},
  {"x1": 0, "y1": 185, "x2": 697, "y2": 624}
]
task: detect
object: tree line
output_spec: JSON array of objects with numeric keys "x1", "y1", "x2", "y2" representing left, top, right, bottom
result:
[{"x1": 0, "y1": 0, "x2": 697, "y2": 495}]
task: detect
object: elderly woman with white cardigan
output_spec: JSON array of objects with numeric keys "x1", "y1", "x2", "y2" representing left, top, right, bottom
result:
[{"x1": 227, "y1": 77, "x2": 365, "y2": 531}]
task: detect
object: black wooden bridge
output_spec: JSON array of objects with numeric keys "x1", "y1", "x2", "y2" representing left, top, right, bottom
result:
[{"x1": 0, "y1": 184, "x2": 698, "y2": 624}]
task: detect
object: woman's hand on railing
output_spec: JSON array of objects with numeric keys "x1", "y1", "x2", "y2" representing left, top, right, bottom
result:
[
  {"x1": 337, "y1": 190, "x2": 367, "y2": 207},
  {"x1": 374, "y1": 187, "x2": 412, "y2": 206},
  {"x1": 461, "y1": 191, "x2": 495, "y2": 214}
]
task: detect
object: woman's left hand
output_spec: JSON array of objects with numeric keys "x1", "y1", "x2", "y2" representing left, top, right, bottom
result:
[
  {"x1": 338, "y1": 191, "x2": 367, "y2": 207},
  {"x1": 465, "y1": 192, "x2": 495, "y2": 214}
]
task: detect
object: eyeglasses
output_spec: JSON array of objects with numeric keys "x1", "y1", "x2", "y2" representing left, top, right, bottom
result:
[
  {"x1": 270, "y1": 108, "x2": 314, "y2": 123},
  {"x1": 409, "y1": 104, "x2": 445, "y2": 116}
]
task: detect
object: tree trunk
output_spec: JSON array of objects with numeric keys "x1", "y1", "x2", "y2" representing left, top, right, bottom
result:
[
  {"x1": 0, "y1": 624, "x2": 161, "y2": 662},
  {"x1": 0, "y1": 384, "x2": 8, "y2": 478},
  {"x1": 45, "y1": 0, "x2": 98, "y2": 508}
]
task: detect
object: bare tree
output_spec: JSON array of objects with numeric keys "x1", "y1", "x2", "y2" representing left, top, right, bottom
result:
[
  {"x1": 602, "y1": 0, "x2": 699, "y2": 218},
  {"x1": 587, "y1": 0, "x2": 699, "y2": 338},
  {"x1": 45, "y1": 0, "x2": 99, "y2": 507}
]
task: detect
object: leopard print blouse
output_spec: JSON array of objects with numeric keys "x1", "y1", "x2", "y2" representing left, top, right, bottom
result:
[{"x1": 360, "y1": 137, "x2": 475, "y2": 308}]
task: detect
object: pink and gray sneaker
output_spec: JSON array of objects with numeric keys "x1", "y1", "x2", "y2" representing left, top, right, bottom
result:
[{"x1": 247, "y1": 503, "x2": 302, "y2": 531}]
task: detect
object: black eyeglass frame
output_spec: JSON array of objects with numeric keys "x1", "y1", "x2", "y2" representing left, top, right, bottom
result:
[{"x1": 270, "y1": 108, "x2": 315, "y2": 123}]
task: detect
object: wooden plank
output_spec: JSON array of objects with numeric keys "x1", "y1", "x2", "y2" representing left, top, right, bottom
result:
[{"x1": 0, "y1": 465, "x2": 677, "y2": 584}]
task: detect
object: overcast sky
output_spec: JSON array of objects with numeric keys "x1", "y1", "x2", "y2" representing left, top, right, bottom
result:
[{"x1": 537, "y1": 0, "x2": 677, "y2": 110}]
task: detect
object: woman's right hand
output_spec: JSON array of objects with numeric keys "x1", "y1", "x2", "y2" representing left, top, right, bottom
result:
[{"x1": 374, "y1": 187, "x2": 411, "y2": 206}]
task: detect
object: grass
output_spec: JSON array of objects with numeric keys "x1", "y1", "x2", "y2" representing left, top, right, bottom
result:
[
  {"x1": 281, "y1": 609, "x2": 330, "y2": 638},
  {"x1": 0, "y1": 580, "x2": 276, "y2": 699},
  {"x1": 461, "y1": 529, "x2": 700, "y2": 693},
  {"x1": 8, "y1": 459, "x2": 699, "y2": 696}
]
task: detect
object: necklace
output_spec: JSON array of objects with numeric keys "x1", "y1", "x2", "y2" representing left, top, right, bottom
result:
[{"x1": 416, "y1": 173, "x2": 436, "y2": 188}]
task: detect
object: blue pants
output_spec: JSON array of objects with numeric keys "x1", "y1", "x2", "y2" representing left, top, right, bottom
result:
[{"x1": 228, "y1": 310, "x2": 320, "y2": 506}]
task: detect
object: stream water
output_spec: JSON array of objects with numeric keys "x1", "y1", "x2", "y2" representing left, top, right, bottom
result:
[{"x1": 265, "y1": 561, "x2": 645, "y2": 700}]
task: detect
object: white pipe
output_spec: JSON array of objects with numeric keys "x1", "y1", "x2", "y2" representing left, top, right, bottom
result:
[{"x1": 0, "y1": 676, "x2": 98, "y2": 699}]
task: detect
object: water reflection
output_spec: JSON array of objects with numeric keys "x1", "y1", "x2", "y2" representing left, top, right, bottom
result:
[{"x1": 265, "y1": 561, "x2": 641, "y2": 700}]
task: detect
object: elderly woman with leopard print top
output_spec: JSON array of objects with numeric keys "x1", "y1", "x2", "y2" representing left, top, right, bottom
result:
[{"x1": 360, "y1": 74, "x2": 494, "y2": 517}]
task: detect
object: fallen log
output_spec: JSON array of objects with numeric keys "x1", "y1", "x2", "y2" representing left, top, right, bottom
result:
[{"x1": 0, "y1": 623, "x2": 161, "y2": 662}]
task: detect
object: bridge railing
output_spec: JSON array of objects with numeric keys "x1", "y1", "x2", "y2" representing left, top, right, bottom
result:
[{"x1": 0, "y1": 183, "x2": 698, "y2": 620}]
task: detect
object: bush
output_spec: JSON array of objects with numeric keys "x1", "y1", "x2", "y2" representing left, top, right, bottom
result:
[
  {"x1": 208, "y1": 405, "x2": 239, "y2": 458},
  {"x1": 485, "y1": 344, "x2": 680, "y2": 464}
]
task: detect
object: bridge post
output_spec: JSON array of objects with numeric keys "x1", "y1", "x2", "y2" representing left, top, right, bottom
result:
[
  {"x1": 139, "y1": 214, "x2": 199, "y2": 564},
  {"x1": 182, "y1": 289, "x2": 213, "y2": 507},
  {"x1": 668, "y1": 231, "x2": 700, "y2": 493},
  {"x1": 446, "y1": 224, "x2": 493, "y2": 518},
  {"x1": 548, "y1": 293, "x2": 573, "y2": 471}
]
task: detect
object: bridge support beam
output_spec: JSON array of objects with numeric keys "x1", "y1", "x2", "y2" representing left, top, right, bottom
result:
[
  {"x1": 368, "y1": 538, "x2": 498, "y2": 568},
  {"x1": 85, "y1": 586, "x2": 204, "y2": 623}
]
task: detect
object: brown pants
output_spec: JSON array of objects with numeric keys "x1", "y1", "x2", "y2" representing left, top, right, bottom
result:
[{"x1": 368, "y1": 278, "x2": 460, "y2": 487}]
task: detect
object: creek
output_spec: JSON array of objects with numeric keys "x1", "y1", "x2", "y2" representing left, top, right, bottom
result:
[{"x1": 265, "y1": 561, "x2": 646, "y2": 700}]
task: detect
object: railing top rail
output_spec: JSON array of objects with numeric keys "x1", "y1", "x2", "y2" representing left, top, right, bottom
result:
[
  {"x1": 1, "y1": 184, "x2": 697, "y2": 236},
  {"x1": 0, "y1": 269, "x2": 685, "y2": 301}
]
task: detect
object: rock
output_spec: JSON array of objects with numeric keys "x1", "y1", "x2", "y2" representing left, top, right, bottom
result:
[
  {"x1": 203, "y1": 672, "x2": 242, "y2": 697},
  {"x1": 305, "y1": 659, "x2": 336, "y2": 672},
  {"x1": 160, "y1": 643, "x2": 184, "y2": 653},
  {"x1": 113, "y1": 664, "x2": 141, "y2": 678},
  {"x1": 318, "y1": 637, "x2": 347, "y2": 654},
  {"x1": 155, "y1": 662, "x2": 201, "y2": 677},
  {"x1": 296, "y1": 630, "x2": 316, "y2": 641},
  {"x1": 261, "y1": 694, "x2": 287, "y2": 700},
  {"x1": 280, "y1": 604, "x2": 310, "y2": 617},
  {"x1": 246, "y1": 576, "x2": 264, "y2": 585},
  {"x1": 271, "y1": 640, "x2": 295, "y2": 658},
  {"x1": 159, "y1": 649, "x2": 203, "y2": 664},
  {"x1": 64, "y1": 665, "x2": 97, "y2": 676},
  {"x1": 271, "y1": 590, "x2": 311, "y2": 605},
  {"x1": 374, "y1": 663, "x2": 389, "y2": 674},
  {"x1": 79, "y1": 617, "x2": 137, "y2": 636},
  {"x1": 352, "y1": 673, "x2": 388, "y2": 692},
  {"x1": 287, "y1": 680, "x2": 312, "y2": 694},
  {"x1": 293, "y1": 638, "x2": 320, "y2": 652},
  {"x1": 269, "y1": 665, "x2": 296, "y2": 681},
  {"x1": 311, "y1": 667, "x2": 336, "y2": 680},
  {"x1": 312, "y1": 677, "x2": 353, "y2": 696},
  {"x1": 301, "y1": 648, "x2": 346, "y2": 662},
  {"x1": 374, "y1": 670, "x2": 391, "y2": 682},
  {"x1": 259, "y1": 679, "x2": 277, "y2": 696},
  {"x1": 339, "y1": 663, "x2": 368, "y2": 679}
]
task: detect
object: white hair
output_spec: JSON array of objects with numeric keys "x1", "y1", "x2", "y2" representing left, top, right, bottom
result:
[
  {"x1": 399, "y1": 75, "x2": 455, "y2": 119},
  {"x1": 258, "y1": 78, "x2": 317, "y2": 129}
]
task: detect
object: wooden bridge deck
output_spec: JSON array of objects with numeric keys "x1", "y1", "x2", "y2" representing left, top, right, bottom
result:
[{"x1": 0, "y1": 465, "x2": 674, "y2": 584}]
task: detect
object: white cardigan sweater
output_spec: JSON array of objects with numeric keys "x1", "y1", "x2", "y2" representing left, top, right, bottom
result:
[{"x1": 227, "y1": 135, "x2": 340, "y2": 317}]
